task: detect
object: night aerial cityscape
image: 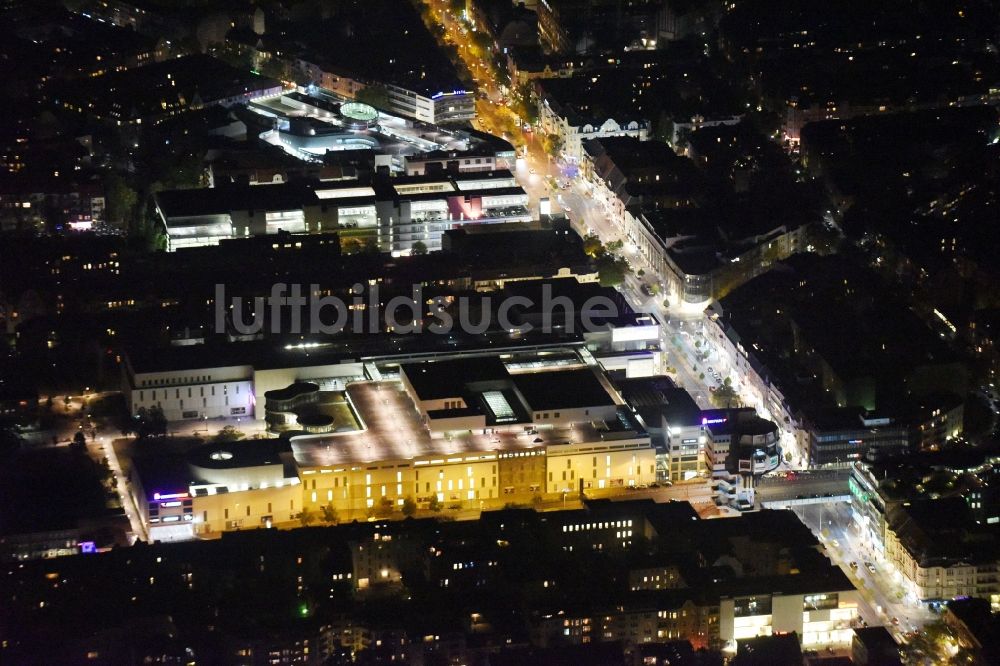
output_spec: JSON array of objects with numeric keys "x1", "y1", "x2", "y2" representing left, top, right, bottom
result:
[{"x1": 1, "y1": 1, "x2": 1000, "y2": 665}]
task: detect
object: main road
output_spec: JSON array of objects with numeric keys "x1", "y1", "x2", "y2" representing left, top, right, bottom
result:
[{"x1": 794, "y1": 502, "x2": 935, "y2": 641}]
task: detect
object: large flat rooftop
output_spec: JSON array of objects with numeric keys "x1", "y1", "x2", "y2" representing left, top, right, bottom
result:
[{"x1": 289, "y1": 380, "x2": 637, "y2": 468}]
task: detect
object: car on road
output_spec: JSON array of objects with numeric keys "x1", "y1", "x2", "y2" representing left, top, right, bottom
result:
[
  {"x1": 529, "y1": 168, "x2": 536, "y2": 174},
  {"x1": 849, "y1": 561, "x2": 858, "y2": 569},
  {"x1": 707, "y1": 367, "x2": 714, "y2": 373},
  {"x1": 865, "y1": 561, "x2": 876, "y2": 573}
]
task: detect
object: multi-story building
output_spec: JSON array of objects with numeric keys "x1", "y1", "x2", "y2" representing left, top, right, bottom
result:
[
  {"x1": 703, "y1": 408, "x2": 781, "y2": 511},
  {"x1": 850, "y1": 452, "x2": 1000, "y2": 585},
  {"x1": 225, "y1": 0, "x2": 475, "y2": 125},
  {"x1": 538, "y1": 94, "x2": 650, "y2": 163},
  {"x1": 535, "y1": 0, "x2": 665, "y2": 54},
  {"x1": 122, "y1": 351, "x2": 257, "y2": 423},
  {"x1": 616, "y1": 376, "x2": 704, "y2": 482},
  {"x1": 55, "y1": 54, "x2": 283, "y2": 125},
  {"x1": 154, "y1": 170, "x2": 531, "y2": 253},
  {"x1": 127, "y1": 348, "x2": 659, "y2": 540},
  {"x1": 581, "y1": 137, "x2": 808, "y2": 307},
  {"x1": 534, "y1": 568, "x2": 859, "y2": 651},
  {"x1": 884, "y1": 498, "x2": 1000, "y2": 606},
  {"x1": 705, "y1": 254, "x2": 968, "y2": 467}
]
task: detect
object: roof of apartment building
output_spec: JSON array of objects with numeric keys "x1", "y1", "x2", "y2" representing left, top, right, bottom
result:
[
  {"x1": 231, "y1": 0, "x2": 464, "y2": 99},
  {"x1": 886, "y1": 497, "x2": 1000, "y2": 567},
  {"x1": 717, "y1": 253, "x2": 964, "y2": 415},
  {"x1": 58, "y1": 54, "x2": 281, "y2": 122},
  {"x1": 537, "y1": 74, "x2": 654, "y2": 128},
  {"x1": 735, "y1": 632, "x2": 802, "y2": 666}
]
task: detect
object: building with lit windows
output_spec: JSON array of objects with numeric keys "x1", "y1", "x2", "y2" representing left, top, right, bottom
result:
[
  {"x1": 154, "y1": 170, "x2": 530, "y2": 253},
  {"x1": 703, "y1": 408, "x2": 781, "y2": 511},
  {"x1": 532, "y1": 509, "x2": 860, "y2": 651},
  {"x1": 883, "y1": 498, "x2": 1000, "y2": 607},
  {"x1": 55, "y1": 54, "x2": 283, "y2": 125},
  {"x1": 721, "y1": 585, "x2": 860, "y2": 649},
  {"x1": 224, "y1": 0, "x2": 475, "y2": 125},
  {"x1": 616, "y1": 375, "x2": 705, "y2": 482},
  {"x1": 127, "y1": 349, "x2": 658, "y2": 539},
  {"x1": 850, "y1": 453, "x2": 1000, "y2": 607},
  {"x1": 537, "y1": 575, "x2": 860, "y2": 651}
]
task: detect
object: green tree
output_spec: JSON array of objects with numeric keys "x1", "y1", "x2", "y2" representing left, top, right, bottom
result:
[
  {"x1": 901, "y1": 620, "x2": 972, "y2": 665},
  {"x1": 711, "y1": 384, "x2": 739, "y2": 409},
  {"x1": 136, "y1": 405, "x2": 168, "y2": 438},
  {"x1": 72, "y1": 430, "x2": 88, "y2": 452},
  {"x1": 428, "y1": 495, "x2": 442, "y2": 512},
  {"x1": 369, "y1": 496, "x2": 393, "y2": 518},
  {"x1": 298, "y1": 508, "x2": 317, "y2": 526},
  {"x1": 582, "y1": 234, "x2": 603, "y2": 257},
  {"x1": 321, "y1": 503, "x2": 338, "y2": 524},
  {"x1": 531, "y1": 494, "x2": 544, "y2": 510},
  {"x1": 105, "y1": 174, "x2": 138, "y2": 228},
  {"x1": 402, "y1": 496, "x2": 417, "y2": 517},
  {"x1": 411, "y1": 240, "x2": 428, "y2": 255},
  {"x1": 213, "y1": 425, "x2": 245, "y2": 443},
  {"x1": 597, "y1": 255, "x2": 628, "y2": 287},
  {"x1": 515, "y1": 82, "x2": 538, "y2": 124},
  {"x1": 356, "y1": 85, "x2": 390, "y2": 110},
  {"x1": 544, "y1": 133, "x2": 563, "y2": 158}
]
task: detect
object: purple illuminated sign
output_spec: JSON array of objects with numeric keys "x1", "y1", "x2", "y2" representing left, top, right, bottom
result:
[{"x1": 153, "y1": 492, "x2": 189, "y2": 501}]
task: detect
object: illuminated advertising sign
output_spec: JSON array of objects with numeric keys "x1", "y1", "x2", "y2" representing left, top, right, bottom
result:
[
  {"x1": 153, "y1": 492, "x2": 189, "y2": 501},
  {"x1": 611, "y1": 324, "x2": 660, "y2": 343}
]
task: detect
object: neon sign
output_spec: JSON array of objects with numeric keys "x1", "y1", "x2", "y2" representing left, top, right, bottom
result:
[
  {"x1": 431, "y1": 90, "x2": 468, "y2": 100},
  {"x1": 153, "y1": 492, "x2": 189, "y2": 501}
]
